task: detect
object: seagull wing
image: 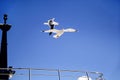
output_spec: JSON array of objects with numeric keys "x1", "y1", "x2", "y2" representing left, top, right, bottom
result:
[
  {"x1": 43, "y1": 29, "x2": 59, "y2": 33},
  {"x1": 53, "y1": 30, "x2": 64, "y2": 39},
  {"x1": 43, "y1": 22, "x2": 49, "y2": 25},
  {"x1": 64, "y1": 28, "x2": 77, "y2": 32}
]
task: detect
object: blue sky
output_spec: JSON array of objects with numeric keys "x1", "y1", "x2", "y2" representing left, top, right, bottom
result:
[{"x1": 0, "y1": 0, "x2": 120, "y2": 80}]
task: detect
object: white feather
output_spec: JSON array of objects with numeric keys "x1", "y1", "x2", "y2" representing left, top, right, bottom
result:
[{"x1": 43, "y1": 28, "x2": 77, "y2": 38}]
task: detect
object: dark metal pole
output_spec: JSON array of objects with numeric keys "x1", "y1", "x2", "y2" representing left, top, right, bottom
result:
[
  {"x1": 0, "y1": 14, "x2": 11, "y2": 80},
  {"x1": 57, "y1": 69, "x2": 61, "y2": 80}
]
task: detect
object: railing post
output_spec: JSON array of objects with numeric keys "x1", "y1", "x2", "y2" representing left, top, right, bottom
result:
[
  {"x1": 86, "y1": 72, "x2": 89, "y2": 80},
  {"x1": 58, "y1": 69, "x2": 61, "y2": 80},
  {"x1": 29, "y1": 68, "x2": 31, "y2": 80}
]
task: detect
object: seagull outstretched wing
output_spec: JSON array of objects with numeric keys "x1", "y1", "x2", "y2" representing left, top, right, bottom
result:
[
  {"x1": 42, "y1": 28, "x2": 77, "y2": 39},
  {"x1": 53, "y1": 30, "x2": 64, "y2": 39}
]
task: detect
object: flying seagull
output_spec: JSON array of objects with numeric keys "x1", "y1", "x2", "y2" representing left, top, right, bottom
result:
[
  {"x1": 44, "y1": 18, "x2": 59, "y2": 35},
  {"x1": 42, "y1": 28, "x2": 77, "y2": 39}
]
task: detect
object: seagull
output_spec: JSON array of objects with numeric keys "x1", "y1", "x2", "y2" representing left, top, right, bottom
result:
[
  {"x1": 42, "y1": 28, "x2": 77, "y2": 39},
  {"x1": 44, "y1": 18, "x2": 59, "y2": 35}
]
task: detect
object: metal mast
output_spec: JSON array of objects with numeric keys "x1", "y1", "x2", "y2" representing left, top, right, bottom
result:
[{"x1": 0, "y1": 14, "x2": 11, "y2": 80}]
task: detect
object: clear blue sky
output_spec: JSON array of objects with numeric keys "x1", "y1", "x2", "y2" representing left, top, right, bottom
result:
[{"x1": 0, "y1": 0, "x2": 120, "y2": 80}]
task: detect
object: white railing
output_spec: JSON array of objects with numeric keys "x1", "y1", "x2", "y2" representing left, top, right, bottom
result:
[{"x1": 0, "y1": 68, "x2": 104, "y2": 80}]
